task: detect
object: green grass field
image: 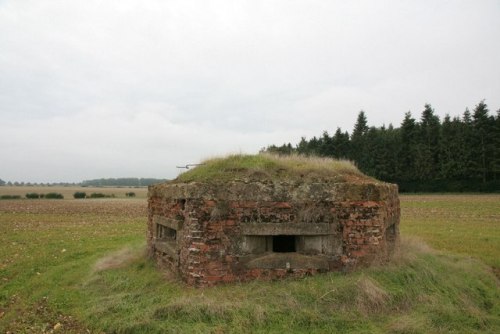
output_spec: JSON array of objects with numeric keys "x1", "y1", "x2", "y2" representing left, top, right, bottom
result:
[
  {"x1": 400, "y1": 194, "x2": 500, "y2": 269},
  {"x1": 0, "y1": 194, "x2": 498, "y2": 333}
]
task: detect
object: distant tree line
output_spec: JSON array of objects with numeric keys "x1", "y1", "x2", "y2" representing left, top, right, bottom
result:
[
  {"x1": 263, "y1": 101, "x2": 500, "y2": 192},
  {"x1": 81, "y1": 178, "x2": 167, "y2": 187},
  {"x1": 0, "y1": 178, "x2": 167, "y2": 187}
]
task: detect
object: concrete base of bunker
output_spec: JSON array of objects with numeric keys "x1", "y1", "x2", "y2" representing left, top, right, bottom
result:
[{"x1": 148, "y1": 179, "x2": 400, "y2": 287}]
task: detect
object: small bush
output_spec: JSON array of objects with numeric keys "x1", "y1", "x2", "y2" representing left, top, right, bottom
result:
[
  {"x1": 126, "y1": 192, "x2": 136, "y2": 197},
  {"x1": 90, "y1": 193, "x2": 106, "y2": 198},
  {"x1": 73, "y1": 192, "x2": 87, "y2": 199},
  {"x1": 0, "y1": 195, "x2": 21, "y2": 200},
  {"x1": 25, "y1": 193, "x2": 40, "y2": 199},
  {"x1": 45, "y1": 192, "x2": 64, "y2": 199}
]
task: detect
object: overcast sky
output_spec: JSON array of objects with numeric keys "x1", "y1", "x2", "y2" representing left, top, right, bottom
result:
[{"x1": 1, "y1": 0, "x2": 499, "y2": 183}]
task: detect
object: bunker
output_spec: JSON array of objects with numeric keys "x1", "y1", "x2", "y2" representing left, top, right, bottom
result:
[{"x1": 148, "y1": 154, "x2": 400, "y2": 287}]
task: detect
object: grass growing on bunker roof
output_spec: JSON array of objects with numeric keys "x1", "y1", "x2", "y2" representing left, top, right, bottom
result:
[{"x1": 174, "y1": 153, "x2": 370, "y2": 183}]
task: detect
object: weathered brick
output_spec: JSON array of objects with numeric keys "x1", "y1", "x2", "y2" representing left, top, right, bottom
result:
[
  {"x1": 148, "y1": 180, "x2": 400, "y2": 287},
  {"x1": 274, "y1": 202, "x2": 292, "y2": 209}
]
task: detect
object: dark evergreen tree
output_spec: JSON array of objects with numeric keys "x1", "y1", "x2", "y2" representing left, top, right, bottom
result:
[
  {"x1": 494, "y1": 110, "x2": 500, "y2": 180},
  {"x1": 414, "y1": 104, "x2": 440, "y2": 181},
  {"x1": 296, "y1": 137, "x2": 310, "y2": 155},
  {"x1": 398, "y1": 112, "x2": 418, "y2": 181},
  {"x1": 332, "y1": 128, "x2": 350, "y2": 159},
  {"x1": 459, "y1": 108, "x2": 476, "y2": 179},
  {"x1": 439, "y1": 115, "x2": 468, "y2": 179},
  {"x1": 352, "y1": 111, "x2": 369, "y2": 136},
  {"x1": 363, "y1": 126, "x2": 392, "y2": 180},
  {"x1": 471, "y1": 101, "x2": 495, "y2": 183},
  {"x1": 318, "y1": 131, "x2": 333, "y2": 157},
  {"x1": 308, "y1": 136, "x2": 321, "y2": 155},
  {"x1": 384, "y1": 124, "x2": 401, "y2": 182},
  {"x1": 351, "y1": 111, "x2": 369, "y2": 170}
]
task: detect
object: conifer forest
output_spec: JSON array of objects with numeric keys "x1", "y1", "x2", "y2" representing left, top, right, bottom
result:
[{"x1": 264, "y1": 101, "x2": 500, "y2": 192}]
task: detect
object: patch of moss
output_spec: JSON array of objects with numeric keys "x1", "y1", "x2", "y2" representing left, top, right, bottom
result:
[{"x1": 174, "y1": 154, "x2": 372, "y2": 183}]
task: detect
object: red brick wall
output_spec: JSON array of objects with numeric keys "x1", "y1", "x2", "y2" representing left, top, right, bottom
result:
[{"x1": 148, "y1": 182, "x2": 400, "y2": 287}]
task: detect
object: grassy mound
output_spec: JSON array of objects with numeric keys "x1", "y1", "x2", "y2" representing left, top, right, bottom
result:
[
  {"x1": 175, "y1": 153, "x2": 370, "y2": 183},
  {"x1": 79, "y1": 238, "x2": 500, "y2": 333}
]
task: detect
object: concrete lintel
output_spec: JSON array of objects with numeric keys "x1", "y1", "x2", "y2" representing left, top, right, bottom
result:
[
  {"x1": 241, "y1": 223, "x2": 334, "y2": 235},
  {"x1": 153, "y1": 215, "x2": 181, "y2": 230}
]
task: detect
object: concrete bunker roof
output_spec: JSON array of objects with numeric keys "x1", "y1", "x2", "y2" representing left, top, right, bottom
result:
[{"x1": 169, "y1": 154, "x2": 377, "y2": 184}]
